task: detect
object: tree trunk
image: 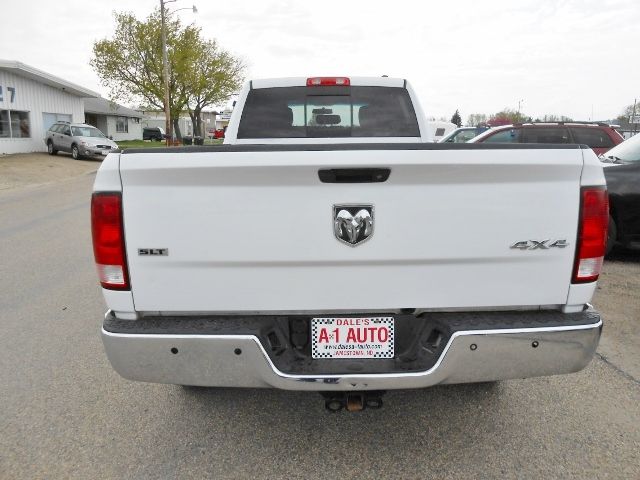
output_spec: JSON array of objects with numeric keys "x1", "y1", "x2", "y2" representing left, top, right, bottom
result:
[
  {"x1": 172, "y1": 118, "x2": 182, "y2": 140},
  {"x1": 195, "y1": 116, "x2": 202, "y2": 138},
  {"x1": 186, "y1": 106, "x2": 204, "y2": 139},
  {"x1": 194, "y1": 106, "x2": 203, "y2": 138},
  {"x1": 188, "y1": 111, "x2": 197, "y2": 137}
]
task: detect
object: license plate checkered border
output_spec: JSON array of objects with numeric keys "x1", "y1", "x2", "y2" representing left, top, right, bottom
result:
[{"x1": 311, "y1": 317, "x2": 395, "y2": 359}]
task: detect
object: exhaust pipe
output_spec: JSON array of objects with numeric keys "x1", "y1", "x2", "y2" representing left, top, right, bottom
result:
[
  {"x1": 322, "y1": 391, "x2": 385, "y2": 413},
  {"x1": 346, "y1": 393, "x2": 364, "y2": 412}
]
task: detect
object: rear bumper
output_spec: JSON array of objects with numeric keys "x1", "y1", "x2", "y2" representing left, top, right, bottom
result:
[{"x1": 101, "y1": 308, "x2": 602, "y2": 391}]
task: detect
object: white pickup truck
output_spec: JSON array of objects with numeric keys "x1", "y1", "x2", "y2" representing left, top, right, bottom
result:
[{"x1": 93, "y1": 76, "x2": 607, "y2": 411}]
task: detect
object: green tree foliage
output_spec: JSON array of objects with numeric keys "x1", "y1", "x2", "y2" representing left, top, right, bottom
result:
[
  {"x1": 450, "y1": 109, "x2": 462, "y2": 127},
  {"x1": 181, "y1": 40, "x2": 245, "y2": 137},
  {"x1": 91, "y1": 10, "x2": 244, "y2": 139},
  {"x1": 92, "y1": 11, "x2": 186, "y2": 136}
]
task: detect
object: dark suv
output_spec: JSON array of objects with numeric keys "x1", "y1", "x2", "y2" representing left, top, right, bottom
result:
[
  {"x1": 470, "y1": 122, "x2": 624, "y2": 156},
  {"x1": 143, "y1": 127, "x2": 166, "y2": 141},
  {"x1": 600, "y1": 133, "x2": 640, "y2": 253}
]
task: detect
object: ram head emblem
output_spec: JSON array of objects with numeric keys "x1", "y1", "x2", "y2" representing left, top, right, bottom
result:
[{"x1": 333, "y1": 205, "x2": 374, "y2": 246}]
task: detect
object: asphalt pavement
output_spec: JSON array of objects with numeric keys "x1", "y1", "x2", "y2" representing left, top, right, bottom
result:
[{"x1": 1, "y1": 172, "x2": 639, "y2": 479}]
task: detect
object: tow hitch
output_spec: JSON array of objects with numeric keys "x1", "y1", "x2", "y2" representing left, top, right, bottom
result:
[{"x1": 321, "y1": 391, "x2": 386, "y2": 412}]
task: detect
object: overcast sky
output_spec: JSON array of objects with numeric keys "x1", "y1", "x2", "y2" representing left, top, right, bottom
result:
[{"x1": 1, "y1": 0, "x2": 638, "y2": 121}]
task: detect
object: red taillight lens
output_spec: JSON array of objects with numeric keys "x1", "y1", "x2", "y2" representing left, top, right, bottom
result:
[
  {"x1": 306, "y1": 77, "x2": 350, "y2": 86},
  {"x1": 573, "y1": 187, "x2": 608, "y2": 283},
  {"x1": 91, "y1": 192, "x2": 129, "y2": 290}
]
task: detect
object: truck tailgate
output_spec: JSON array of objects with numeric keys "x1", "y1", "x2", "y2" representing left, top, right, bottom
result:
[{"x1": 119, "y1": 146, "x2": 584, "y2": 312}]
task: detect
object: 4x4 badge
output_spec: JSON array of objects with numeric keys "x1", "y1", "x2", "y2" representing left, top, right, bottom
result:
[
  {"x1": 333, "y1": 204, "x2": 374, "y2": 246},
  {"x1": 510, "y1": 239, "x2": 569, "y2": 250}
]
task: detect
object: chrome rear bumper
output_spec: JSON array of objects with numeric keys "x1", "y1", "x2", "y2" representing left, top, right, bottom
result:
[{"x1": 101, "y1": 310, "x2": 602, "y2": 391}]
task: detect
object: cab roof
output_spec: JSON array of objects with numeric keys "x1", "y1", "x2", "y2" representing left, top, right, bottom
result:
[{"x1": 250, "y1": 76, "x2": 406, "y2": 89}]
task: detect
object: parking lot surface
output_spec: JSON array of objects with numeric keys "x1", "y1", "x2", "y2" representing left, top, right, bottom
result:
[
  {"x1": 1, "y1": 166, "x2": 639, "y2": 479},
  {"x1": 0, "y1": 153, "x2": 99, "y2": 191}
]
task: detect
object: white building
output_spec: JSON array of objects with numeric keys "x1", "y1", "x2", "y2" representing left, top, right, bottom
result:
[
  {"x1": 0, "y1": 60, "x2": 98, "y2": 154},
  {"x1": 84, "y1": 97, "x2": 143, "y2": 141},
  {"x1": 141, "y1": 109, "x2": 221, "y2": 138},
  {"x1": 215, "y1": 110, "x2": 232, "y2": 131}
]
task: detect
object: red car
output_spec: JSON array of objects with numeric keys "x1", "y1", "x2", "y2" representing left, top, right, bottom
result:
[
  {"x1": 470, "y1": 122, "x2": 624, "y2": 156},
  {"x1": 208, "y1": 128, "x2": 225, "y2": 139}
]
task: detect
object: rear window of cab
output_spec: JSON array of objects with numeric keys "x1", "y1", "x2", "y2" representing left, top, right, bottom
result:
[{"x1": 237, "y1": 86, "x2": 420, "y2": 138}]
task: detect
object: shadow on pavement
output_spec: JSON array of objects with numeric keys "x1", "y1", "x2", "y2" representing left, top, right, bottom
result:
[
  {"x1": 100, "y1": 361, "x2": 639, "y2": 477},
  {"x1": 172, "y1": 382, "x2": 506, "y2": 455},
  {"x1": 606, "y1": 246, "x2": 640, "y2": 263}
]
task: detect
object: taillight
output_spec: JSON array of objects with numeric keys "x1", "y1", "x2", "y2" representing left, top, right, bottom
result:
[
  {"x1": 306, "y1": 77, "x2": 350, "y2": 86},
  {"x1": 573, "y1": 187, "x2": 608, "y2": 283},
  {"x1": 91, "y1": 192, "x2": 129, "y2": 290}
]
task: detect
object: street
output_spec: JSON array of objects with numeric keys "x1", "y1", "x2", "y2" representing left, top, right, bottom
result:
[{"x1": 1, "y1": 171, "x2": 639, "y2": 479}]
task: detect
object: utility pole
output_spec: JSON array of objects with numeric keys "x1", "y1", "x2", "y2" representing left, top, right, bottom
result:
[
  {"x1": 160, "y1": 1, "x2": 195, "y2": 146},
  {"x1": 517, "y1": 99, "x2": 523, "y2": 120},
  {"x1": 632, "y1": 98, "x2": 637, "y2": 135},
  {"x1": 160, "y1": 0, "x2": 173, "y2": 146}
]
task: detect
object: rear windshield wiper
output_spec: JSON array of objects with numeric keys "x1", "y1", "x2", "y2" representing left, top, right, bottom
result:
[{"x1": 601, "y1": 155, "x2": 623, "y2": 164}]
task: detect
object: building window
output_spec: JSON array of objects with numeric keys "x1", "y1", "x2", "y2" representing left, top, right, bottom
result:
[
  {"x1": 132, "y1": 117, "x2": 140, "y2": 124},
  {"x1": 0, "y1": 110, "x2": 30, "y2": 138},
  {"x1": 0, "y1": 110, "x2": 9, "y2": 138},
  {"x1": 116, "y1": 116, "x2": 128, "y2": 133}
]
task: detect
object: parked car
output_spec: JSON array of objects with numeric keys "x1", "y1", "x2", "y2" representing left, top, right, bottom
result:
[
  {"x1": 438, "y1": 126, "x2": 490, "y2": 143},
  {"x1": 469, "y1": 122, "x2": 624, "y2": 156},
  {"x1": 44, "y1": 122, "x2": 118, "y2": 160},
  {"x1": 93, "y1": 76, "x2": 605, "y2": 411},
  {"x1": 207, "y1": 128, "x2": 225, "y2": 139},
  {"x1": 143, "y1": 127, "x2": 166, "y2": 141},
  {"x1": 600, "y1": 133, "x2": 640, "y2": 253}
]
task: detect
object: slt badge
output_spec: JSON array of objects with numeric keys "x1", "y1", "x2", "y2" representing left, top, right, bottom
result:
[{"x1": 333, "y1": 204, "x2": 374, "y2": 246}]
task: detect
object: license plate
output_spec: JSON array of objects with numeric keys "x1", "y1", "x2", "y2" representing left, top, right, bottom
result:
[
  {"x1": 101, "y1": 150, "x2": 110, "y2": 155},
  {"x1": 311, "y1": 317, "x2": 394, "y2": 359}
]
